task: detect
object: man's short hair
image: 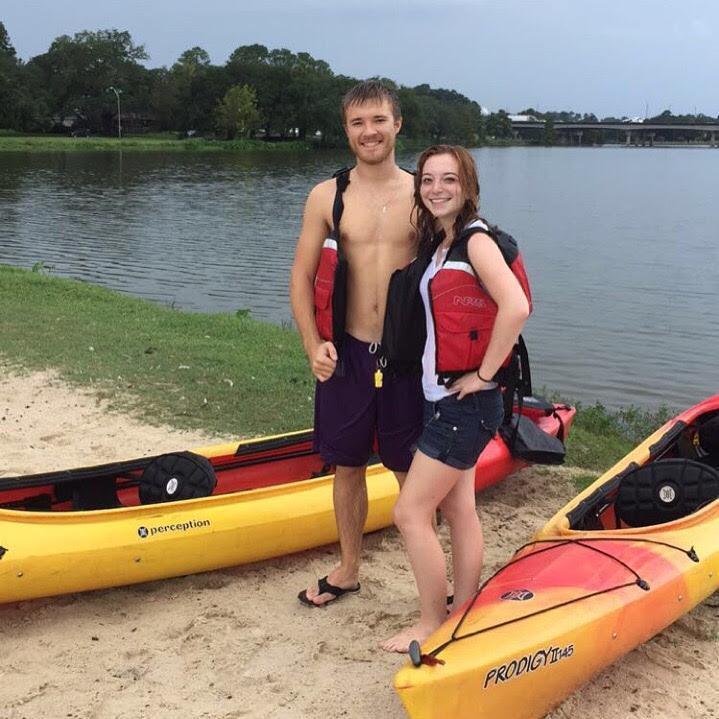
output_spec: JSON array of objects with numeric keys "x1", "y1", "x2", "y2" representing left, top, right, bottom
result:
[{"x1": 341, "y1": 80, "x2": 402, "y2": 124}]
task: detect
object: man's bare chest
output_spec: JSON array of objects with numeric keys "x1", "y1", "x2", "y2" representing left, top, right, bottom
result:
[{"x1": 334, "y1": 203, "x2": 414, "y2": 251}]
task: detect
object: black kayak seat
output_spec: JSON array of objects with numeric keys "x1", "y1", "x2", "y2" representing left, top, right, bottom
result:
[
  {"x1": 615, "y1": 458, "x2": 719, "y2": 528},
  {"x1": 139, "y1": 451, "x2": 217, "y2": 505}
]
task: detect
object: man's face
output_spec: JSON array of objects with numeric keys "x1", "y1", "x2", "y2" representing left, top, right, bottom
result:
[{"x1": 344, "y1": 99, "x2": 402, "y2": 164}]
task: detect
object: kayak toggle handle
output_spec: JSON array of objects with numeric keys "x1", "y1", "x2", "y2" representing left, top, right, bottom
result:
[
  {"x1": 0, "y1": 546, "x2": 6, "y2": 560},
  {"x1": 409, "y1": 641, "x2": 445, "y2": 668},
  {"x1": 636, "y1": 578, "x2": 650, "y2": 591},
  {"x1": 687, "y1": 546, "x2": 699, "y2": 563}
]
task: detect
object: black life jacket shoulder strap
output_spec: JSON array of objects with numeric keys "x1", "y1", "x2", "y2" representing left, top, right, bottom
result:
[
  {"x1": 449, "y1": 219, "x2": 524, "y2": 275},
  {"x1": 500, "y1": 334, "x2": 533, "y2": 425},
  {"x1": 332, "y1": 165, "x2": 414, "y2": 237},
  {"x1": 331, "y1": 167, "x2": 352, "y2": 239},
  {"x1": 445, "y1": 219, "x2": 493, "y2": 264},
  {"x1": 475, "y1": 217, "x2": 521, "y2": 265}
]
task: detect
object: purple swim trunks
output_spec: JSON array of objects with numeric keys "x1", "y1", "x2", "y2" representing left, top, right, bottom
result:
[{"x1": 313, "y1": 335, "x2": 423, "y2": 472}]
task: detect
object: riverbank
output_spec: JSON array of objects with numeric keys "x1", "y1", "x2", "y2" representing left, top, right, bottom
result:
[
  {"x1": 0, "y1": 264, "x2": 311, "y2": 437},
  {"x1": 1, "y1": 366, "x2": 716, "y2": 719},
  {"x1": 0, "y1": 263, "x2": 675, "y2": 471},
  {"x1": 0, "y1": 133, "x2": 527, "y2": 153},
  {"x1": 0, "y1": 134, "x2": 314, "y2": 153}
]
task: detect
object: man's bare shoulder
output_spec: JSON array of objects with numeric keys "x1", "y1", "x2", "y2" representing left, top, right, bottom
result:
[
  {"x1": 303, "y1": 177, "x2": 336, "y2": 227},
  {"x1": 398, "y1": 167, "x2": 416, "y2": 186},
  {"x1": 308, "y1": 177, "x2": 337, "y2": 202}
]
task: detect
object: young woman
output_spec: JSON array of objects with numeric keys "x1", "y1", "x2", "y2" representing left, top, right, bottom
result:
[{"x1": 381, "y1": 145, "x2": 530, "y2": 653}]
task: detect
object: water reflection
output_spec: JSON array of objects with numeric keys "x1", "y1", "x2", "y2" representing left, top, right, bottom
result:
[{"x1": 0, "y1": 147, "x2": 716, "y2": 409}]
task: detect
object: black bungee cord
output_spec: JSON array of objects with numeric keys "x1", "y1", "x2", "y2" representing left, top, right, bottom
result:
[{"x1": 409, "y1": 535, "x2": 700, "y2": 667}]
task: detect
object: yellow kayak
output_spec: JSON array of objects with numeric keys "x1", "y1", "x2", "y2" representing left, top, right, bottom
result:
[
  {"x1": 0, "y1": 402, "x2": 573, "y2": 604},
  {"x1": 395, "y1": 394, "x2": 719, "y2": 719}
]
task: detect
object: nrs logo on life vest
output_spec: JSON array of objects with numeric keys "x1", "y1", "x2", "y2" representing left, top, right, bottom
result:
[
  {"x1": 452, "y1": 296, "x2": 487, "y2": 309},
  {"x1": 501, "y1": 589, "x2": 534, "y2": 601}
]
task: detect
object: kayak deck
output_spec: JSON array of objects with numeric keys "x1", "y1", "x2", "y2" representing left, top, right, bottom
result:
[
  {"x1": 0, "y1": 429, "x2": 326, "y2": 512},
  {"x1": 0, "y1": 399, "x2": 574, "y2": 515},
  {"x1": 395, "y1": 395, "x2": 719, "y2": 719},
  {"x1": 0, "y1": 400, "x2": 574, "y2": 604}
]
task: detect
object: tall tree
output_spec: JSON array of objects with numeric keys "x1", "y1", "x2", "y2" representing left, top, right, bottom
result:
[
  {"x1": 486, "y1": 110, "x2": 512, "y2": 139},
  {"x1": 171, "y1": 47, "x2": 227, "y2": 132},
  {"x1": 27, "y1": 29, "x2": 150, "y2": 132},
  {"x1": 408, "y1": 84, "x2": 483, "y2": 144},
  {"x1": 0, "y1": 21, "x2": 20, "y2": 128},
  {"x1": 215, "y1": 84, "x2": 261, "y2": 139},
  {"x1": 226, "y1": 45, "x2": 338, "y2": 138},
  {"x1": 147, "y1": 67, "x2": 179, "y2": 131}
]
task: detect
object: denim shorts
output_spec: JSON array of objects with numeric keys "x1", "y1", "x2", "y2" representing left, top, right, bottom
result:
[{"x1": 415, "y1": 388, "x2": 504, "y2": 470}]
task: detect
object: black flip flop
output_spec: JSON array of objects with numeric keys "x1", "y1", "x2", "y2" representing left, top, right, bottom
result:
[{"x1": 298, "y1": 575, "x2": 361, "y2": 607}]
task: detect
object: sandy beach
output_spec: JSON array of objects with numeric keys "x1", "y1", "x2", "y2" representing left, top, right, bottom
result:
[{"x1": 1, "y1": 366, "x2": 716, "y2": 719}]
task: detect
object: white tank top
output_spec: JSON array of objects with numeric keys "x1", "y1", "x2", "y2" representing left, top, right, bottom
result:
[{"x1": 419, "y1": 246, "x2": 452, "y2": 402}]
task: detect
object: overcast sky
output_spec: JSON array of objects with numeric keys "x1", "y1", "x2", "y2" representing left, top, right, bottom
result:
[{"x1": 4, "y1": 0, "x2": 718, "y2": 118}]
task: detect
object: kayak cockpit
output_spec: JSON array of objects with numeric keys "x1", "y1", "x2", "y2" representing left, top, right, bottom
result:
[
  {"x1": 568, "y1": 409, "x2": 719, "y2": 531},
  {"x1": 0, "y1": 430, "x2": 338, "y2": 513}
]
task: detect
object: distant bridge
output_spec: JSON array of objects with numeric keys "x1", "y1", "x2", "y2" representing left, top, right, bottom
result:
[{"x1": 509, "y1": 121, "x2": 719, "y2": 146}]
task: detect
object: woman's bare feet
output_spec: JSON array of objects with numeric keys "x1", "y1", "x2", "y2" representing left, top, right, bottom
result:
[{"x1": 381, "y1": 621, "x2": 438, "y2": 653}]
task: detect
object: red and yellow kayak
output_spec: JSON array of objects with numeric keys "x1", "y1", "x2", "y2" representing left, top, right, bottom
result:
[
  {"x1": 0, "y1": 399, "x2": 573, "y2": 604},
  {"x1": 395, "y1": 394, "x2": 719, "y2": 719}
]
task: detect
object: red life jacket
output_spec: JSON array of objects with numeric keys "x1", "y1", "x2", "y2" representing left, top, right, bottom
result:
[
  {"x1": 429, "y1": 219, "x2": 533, "y2": 376},
  {"x1": 313, "y1": 166, "x2": 414, "y2": 349},
  {"x1": 313, "y1": 168, "x2": 351, "y2": 345}
]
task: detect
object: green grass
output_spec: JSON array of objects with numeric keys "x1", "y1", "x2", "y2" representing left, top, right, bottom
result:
[
  {"x1": 0, "y1": 264, "x2": 677, "y2": 461},
  {"x1": 0, "y1": 264, "x2": 314, "y2": 437},
  {"x1": 570, "y1": 472, "x2": 601, "y2": 492},
  {"x1": 0, "y1": 135, "x2": 313, "y2": 153},
  {"x1": 564, "y1": 401, "x2": 676, "y2": 474}
]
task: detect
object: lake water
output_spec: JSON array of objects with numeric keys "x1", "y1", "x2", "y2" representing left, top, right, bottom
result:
[{"x1": 0, "y1": 147, "x2": 716, "y2": 410}]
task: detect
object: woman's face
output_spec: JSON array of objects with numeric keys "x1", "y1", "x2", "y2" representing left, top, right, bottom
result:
[{"x1": 419, "y1": 153, "x2": 465, "y2": 223}]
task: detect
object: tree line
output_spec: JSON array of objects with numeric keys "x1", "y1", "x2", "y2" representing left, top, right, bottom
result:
[
  {"x1": 0, "y1": 24, "x2": 488, "y2": 146},
  {"x1": 519, "y1": 107, "x2": 719, "y2": 124},
  {"x1": 2, "y1": 24, "x2": 714, "y2": 146}
]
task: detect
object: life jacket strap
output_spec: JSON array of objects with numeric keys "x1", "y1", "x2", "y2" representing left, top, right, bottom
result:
[
  {"x1": 499, "y1": 334, "x2": 532, "y2": 427},
  {"x1": 331, "y1": 167, "x2": 352, "y2": 240}
]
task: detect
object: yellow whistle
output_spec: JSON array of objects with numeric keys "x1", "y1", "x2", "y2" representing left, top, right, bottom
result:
[{"x1": 374, "y1": 369, "x2": 383, "y2": 388}]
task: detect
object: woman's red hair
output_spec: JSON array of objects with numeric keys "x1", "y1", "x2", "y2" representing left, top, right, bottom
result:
[{"x1": 414, "y1": 144, "x2": 480, "y2": 250}]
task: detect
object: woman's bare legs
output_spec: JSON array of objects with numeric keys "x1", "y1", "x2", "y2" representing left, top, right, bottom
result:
[
  {"x1": 381, "y1": 450, "x2": 471, "y2": 653},
  {"x1": 439, "y1": 467, "x2": 483, "y2": 609}
]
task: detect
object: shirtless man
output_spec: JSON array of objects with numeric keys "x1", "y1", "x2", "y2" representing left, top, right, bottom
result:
[{"x1": 290, "y1": 81, "x2": 422, "y2": 607}]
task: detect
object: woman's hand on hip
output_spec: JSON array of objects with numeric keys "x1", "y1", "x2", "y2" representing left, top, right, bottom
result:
[{"x1": 449, "y1": 371, "x2": 489, "y2": 400}]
